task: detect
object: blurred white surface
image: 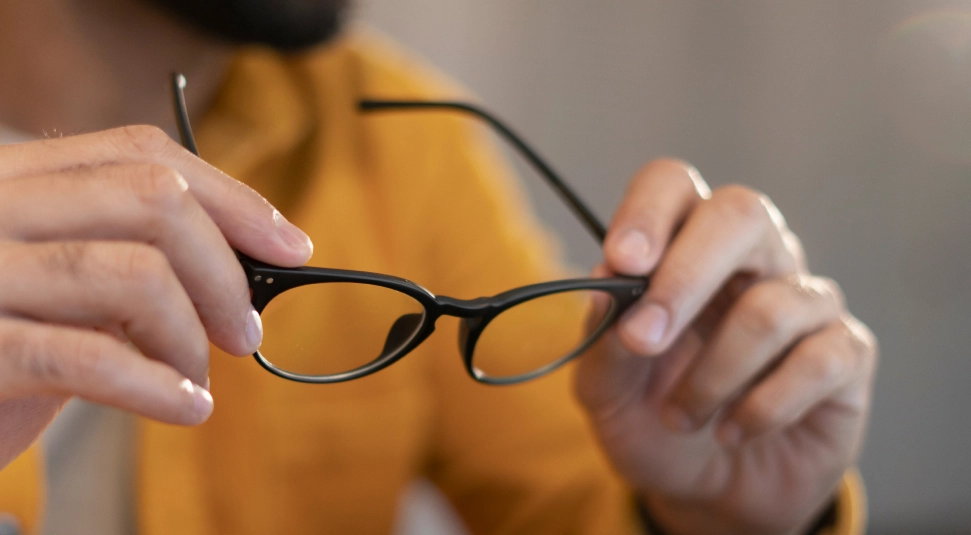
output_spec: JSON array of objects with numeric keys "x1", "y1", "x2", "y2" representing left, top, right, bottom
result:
[{"x1": 393, "y1": 480, "x2": 469, "y2": 535}]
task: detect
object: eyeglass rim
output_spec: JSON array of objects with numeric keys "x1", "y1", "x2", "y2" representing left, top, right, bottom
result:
[
  {"x1": 244, "y1": 257, "x2": 644, "y2": 384},
  {"x1": 170, "y1": 73, "x2": 648, "y2": 385},
  {"x1": 460, "y1": 289, "x2": 625, "y2": 385}
]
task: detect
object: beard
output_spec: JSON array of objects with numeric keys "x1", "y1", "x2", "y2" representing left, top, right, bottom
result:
[{"x1": 144, "y1": 0, "x2": 351, "y2": 51}]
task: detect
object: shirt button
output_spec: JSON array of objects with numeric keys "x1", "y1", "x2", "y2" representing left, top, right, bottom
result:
[{"x1": 0, "y1": 513, "x2": 20, "y2": 535}]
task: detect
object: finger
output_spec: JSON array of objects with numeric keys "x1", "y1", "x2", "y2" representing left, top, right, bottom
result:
[
  {"x1": 618, "y1": 185, "x2": 803, "y2": 355},
  {"x1": 586, "y1": 264, "x2": 615, "y2": 325},
  {"x1": 603, "y1": 159, "x2": 710, "y2": 275},
  {"x1": 0, "y1": 126, "x2": 312, "y2": 266},
  {"x1": 577, "y1": 263, "x2": 705, "y2": 417},
  {"x1": 0, "y1": 318, "x2": 213, "y2": 426},
  {"x1": 0, "y1": 165, "x2": 260, "y2": 356},
  {"x1": 662, "y1": 275, "x2": 844, "y2": 432},
  {"x1": 715, "y1": 316, "x2": 877, "y2": 447},
  {"x1": 0, "y1": 240, "x2": 210, "y2": 386}
]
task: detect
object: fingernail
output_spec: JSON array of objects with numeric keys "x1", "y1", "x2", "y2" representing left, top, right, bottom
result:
[
  {"x1": 623, "y1": 303, "x2": 668, "y2": 350},
  {"x1": 717, "y1": 421, "x2": 743, "y2": 448},
  {"x1": 245, "y1": 306, "x2": 263, "y2": 352},
  {"x1": 273, "y1": 210, "x2": 314, "y2": 257},
  {"x1": 192, "y1": 382, "x2": 214, "y2": 420},
  {"x1": 203, "y1": 376, "x2": 211, "y2": 392},
  {"x1": 615, "y1": 229, "x2": 651, "y2": 273},
  {"x1": 661, "y1": 405, "x2": 693, "y2": 433}
]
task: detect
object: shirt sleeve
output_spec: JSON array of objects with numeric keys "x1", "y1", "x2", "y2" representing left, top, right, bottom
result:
[
  {"x1": 0, "y1": 443, "x2": 43, "y2": 535},
  {"x1": 826, "y1": 469, "x2": 867, "y2": 535}
]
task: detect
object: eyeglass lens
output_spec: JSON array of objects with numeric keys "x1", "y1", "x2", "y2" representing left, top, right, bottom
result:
[
  {"x1": 259, "y1": 282, "x2": 426, "y2": 377},
  {"x1": 471, "y1": 289, "x2": 614, "y2": 380},
  {"x1": 258, "y1": 281, "x2": 613, "y2": 381}
]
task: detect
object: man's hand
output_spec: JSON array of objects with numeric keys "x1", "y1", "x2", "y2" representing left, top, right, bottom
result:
[
  {"x1": 0, "y1": 126, "x2": 313, "y2": 469},
  {"x1": 575, "y1": 160, "x2": 877, "y2": 535}
]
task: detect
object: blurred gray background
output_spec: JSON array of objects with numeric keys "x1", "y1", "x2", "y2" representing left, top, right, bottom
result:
[{"x1": 359, "y1": 1, "x2": 971, "y2": 533}]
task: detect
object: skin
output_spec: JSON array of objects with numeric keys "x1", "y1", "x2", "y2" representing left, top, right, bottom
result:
[
  {"x1": 0, "y1": 127, "x2": 316, "y2": 467},
  {"x1": 0, "y1": 1, "x2": 877, "y2": 534},
  {"x1": 0, "y1": 0, "x2": 232, "y2": 137},
  {"x1": 0, "y1": 0, "x2": 313, "y2": 467},
  {"x1": 578, "y1": 160, "x2": 877, "y2": 534}
]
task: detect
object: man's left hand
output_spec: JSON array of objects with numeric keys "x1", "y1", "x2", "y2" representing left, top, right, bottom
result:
[{"x1": 575, "y1": 159, "x2": 877, "y2": 535}]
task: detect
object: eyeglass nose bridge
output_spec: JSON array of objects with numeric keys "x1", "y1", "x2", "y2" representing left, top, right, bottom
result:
[
  {"x1": 430, "y1": 295, "x2": 521, "y2": 382},
  {"x1": 425, "y1": 295, "x2": 505, "y2": 379},
  {"x1": 433, "y1": 295, "x2": 498, "y2": 318}
]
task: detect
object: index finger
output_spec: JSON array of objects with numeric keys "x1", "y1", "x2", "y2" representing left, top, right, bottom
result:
[
  {"x1": 603, "y1": 159, "x2": 710, "y2": 276},
  {"x1": 0, "y1": 126, "x2": 313, "y2": 267},
  {"x1": 617, "y1": 185, "x2": 803, "y2": 356}
]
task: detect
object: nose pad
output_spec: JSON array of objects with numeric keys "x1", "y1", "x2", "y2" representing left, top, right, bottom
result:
[
  {"x1": 458, "y1": 317, "x2": 484, "y2": 356},
  {"x1": 381, "y1": 313, "x2": 424, "y2": 357},
  {"x1": 458, "y1": 318, "x2": 471, "y2": 351}
]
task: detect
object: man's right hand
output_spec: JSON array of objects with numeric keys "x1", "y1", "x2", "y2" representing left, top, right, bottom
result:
[{"x1": 0, "y1": 125, "x2": 314, "y2": 469}]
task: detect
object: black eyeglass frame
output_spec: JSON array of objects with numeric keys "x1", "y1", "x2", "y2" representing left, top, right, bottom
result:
[{"x1": 170, "y1": 73, "x2": 648, "y2": 385}]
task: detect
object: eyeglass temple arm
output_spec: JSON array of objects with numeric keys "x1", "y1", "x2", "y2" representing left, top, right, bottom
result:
[
  {"x1": 170, "y1": 73, "x2": 199, "y2": 156},
  {"x1": 171, "y1": 73, "x2": 255, "y2": 266},
  {"x1": 359, "y1": 100, "x2": 607, "y2": 244},
  {"x1": 172, "y1": 73, "x2": 607, "y2": 244}
]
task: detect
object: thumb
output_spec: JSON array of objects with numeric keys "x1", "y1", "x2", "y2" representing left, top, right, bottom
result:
[{"x1": 575, "y1": 264, "x2": 653, "y2": 417}]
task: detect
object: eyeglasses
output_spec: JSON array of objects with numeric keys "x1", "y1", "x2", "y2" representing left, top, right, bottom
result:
[{"x1": 171, "y1": 74, "x2": 646, "y2": 385}]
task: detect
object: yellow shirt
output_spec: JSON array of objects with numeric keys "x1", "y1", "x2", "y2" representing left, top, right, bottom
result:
[{"x1": 0, "y1": 30, "x2": 865, "y2": 535}]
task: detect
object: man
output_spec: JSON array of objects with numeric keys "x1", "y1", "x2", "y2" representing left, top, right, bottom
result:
[{"x1": 0, "y1": 0, "x2": 876, "y2": 534}]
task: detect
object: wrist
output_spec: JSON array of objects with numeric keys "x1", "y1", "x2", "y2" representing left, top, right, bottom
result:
[
  {"x1": 638, "y1": 491, "x2": 738, "y2": 535},
  {"x1": 637, "y1": 491, "x2": 834, "y2": 535}
]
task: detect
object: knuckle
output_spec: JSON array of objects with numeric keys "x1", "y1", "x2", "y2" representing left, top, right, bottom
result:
[
  {"x1": 744, "y1": 396, "x2": 785, "y2": 431},
  {"x1": 13, "y1": 328, "x2": 115, "y2": 387},
  {"x1": 674, "y1": 365, "x2": 728, "y2": 417},
  {"x1": 0, "y1": 323, "x2": 105, "y2": 392},
  {"x1": 710, "y1": 184, "x2": 770, "y2": 226},
  {"x1": 116, "y1": 243, "x2": 173, "y2": 297},
  {"x1": 635, "y1": 158, "x2": 710, "y2": 197},
  {"x1": 25, "y1": 350, "x2": 66, "y2": 384},
  {"x1": 782, "y1": 228, "x2": 806, "y2": 260},
  {"x1": 128, "y1": 163, "x2": 190, "y2": 216},
  {"x1": 10, "y1": 330, "x2": 66, "y2": 385},
  {"x1": 775, "y1": 274, "x2": 845, "y2": 314},
  {"x1": 735, "y1": 292, "x2": 790, "y2": 340},
  {"x1": 637, "y1": 158, "x2": 692, "y2": 179},
  {"x1": 62, "y1": 333, "x2": 111, "y2": 384},
  {"x1": 43, "y1": 242, "x2": 91, "y2": 280},
  {"x1": 117, "y1": 125, "x2": 176, "y2": 158},
  {"x1": 840, "y1": 315, "x2": 879, "y2": 377},
  {"x1": 650, "y1": 262, "x2": 702, "y2": 310},
  {"x1": 224, "y1": 172, "x2": 262, "y2": 210},
  {"x1": 801, "y1": 341, "x2": 846, "y2": 385},
  {"x1": 806, "y1": 276, "x2": 845, "y2": 307},
  {"x1": 0, "y1": 327, "x2": 32, "y2": 373},
  {"x1": 681, "y1": 378, "x2": 721, "y2": 416},
  {"x1": 843, "y1": 315, "x2": 877, "y2": 355}
]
